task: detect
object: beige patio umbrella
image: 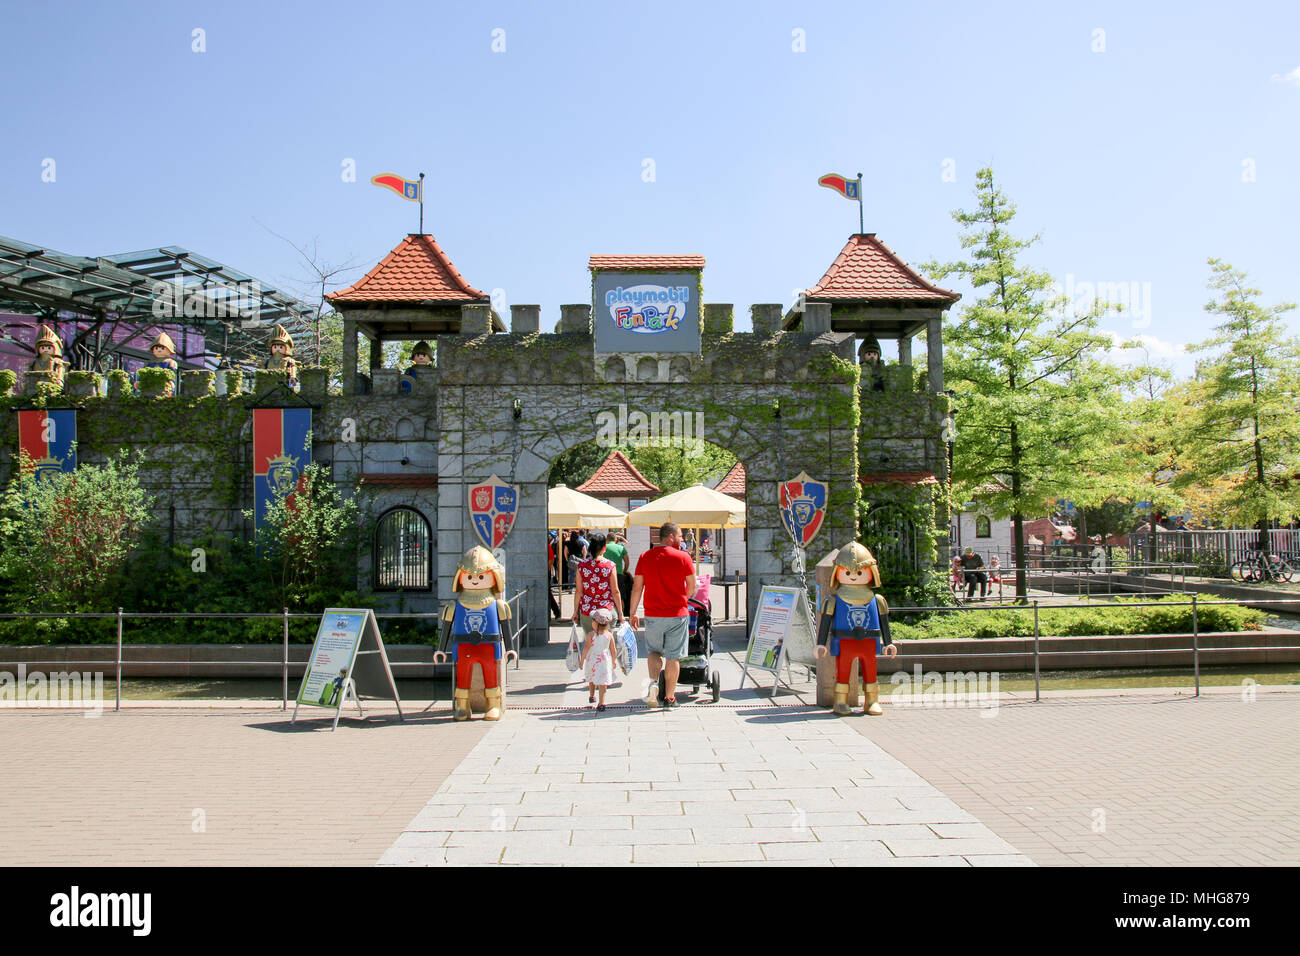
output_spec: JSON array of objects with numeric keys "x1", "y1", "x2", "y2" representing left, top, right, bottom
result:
[
  {"x1": 547, "y1": 484, "x2": 628, "y2": 529},
  {"x1": 625, "y1": 483, "x2": 746, "y2": 529}
]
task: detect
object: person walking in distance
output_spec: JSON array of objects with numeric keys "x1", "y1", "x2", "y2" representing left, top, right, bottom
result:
[{"x1": 628, "y1": 523, "x2": 696, "y2": 709}]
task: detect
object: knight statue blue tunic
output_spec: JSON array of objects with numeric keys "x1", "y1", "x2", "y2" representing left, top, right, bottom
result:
[
  {"x1": 829, "y1": 594, "x2": 883, "y2": 654},
  {"x1": 450, "y1": 599, "x2": 503, "y2": 660}
]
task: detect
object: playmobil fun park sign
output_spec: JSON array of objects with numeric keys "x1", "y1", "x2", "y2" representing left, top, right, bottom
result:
[{"x1": 593, "y1": 270, "x2": 701, "y2": 353}]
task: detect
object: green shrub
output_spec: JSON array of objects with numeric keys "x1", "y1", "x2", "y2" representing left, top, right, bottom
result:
[
  {"x1": 0, "y1": 525, "x2": 404, "y2": 645},
  {"x1": 0, "y1": 452, "x2": 152, "y2": 618},
  {"x1": 892, "y1": 596, "x2": 1265, "y2": 640},
  {"x1": 0, "y1": 461, "x2": 406, "y2": 645},
  {"x1": 893, "y1": 577, "x2": 958, "y2": 619},
  {"x1": 136, "y1": 367, "x2": 175, "y2": 396},
  {"x1": 107, "y1": 369, "x2": 131, "y2": 398}
]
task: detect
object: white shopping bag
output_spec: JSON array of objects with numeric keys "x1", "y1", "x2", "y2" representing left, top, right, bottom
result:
[
  {"x1": 565, "y1": 623, "x2": 583, "y2": 673},
  {"x1": 614, "y1": 621, "x2": 638, "y2": 676}
]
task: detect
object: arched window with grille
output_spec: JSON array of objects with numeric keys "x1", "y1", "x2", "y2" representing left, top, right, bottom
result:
[
  {"x1": 374, "y1": 507, "x2": 432, "y2": 590},
  {"x1": 861, "y1": 503, "x2": 919, "y2": 580}
]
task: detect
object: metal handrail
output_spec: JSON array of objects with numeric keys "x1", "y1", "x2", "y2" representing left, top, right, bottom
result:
[
  {"x1": 887, "y1": 595, "x2": 1300, "y2": 701},
  {"x1": 0, "y1": 598, "x2": 531, "y2": 711},
  {"x1": 503, "y1": 589, "x2": 528, "y2": 669},
  {"x1": 947, "y1": 562, "x2": 1201, "y2": 601}
]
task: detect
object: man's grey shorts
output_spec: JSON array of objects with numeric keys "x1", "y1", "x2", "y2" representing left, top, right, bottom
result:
[{"x1": 644, "y1": 616, "x2": 689, "y2": 659}]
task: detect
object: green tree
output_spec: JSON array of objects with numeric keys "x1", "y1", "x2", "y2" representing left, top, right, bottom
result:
[
  {"x1": 548, "y1": 440, "x2": 737, "y2": 497},
  {"x1": 248, "y1": 462, "x2": 360, "y2": 608},
  {"x1": 0, "y1": 452, "x2": 153, "y2": 612},
  {"x1": 1177, "y1": 259, "x2": 1300, "y2": 537},
  {"x1": 928, "y1": 168, "x2": 1142, "y2": 598},
  {"x1": 1074, "y1": 497, "x2": 1141, "y2": 544},
  {"x1": 625, "y1": 443, "x2": 736, "y2": 495},
  {"x1": 548, "y1": 440, "x2": 616, "y2": 490}
]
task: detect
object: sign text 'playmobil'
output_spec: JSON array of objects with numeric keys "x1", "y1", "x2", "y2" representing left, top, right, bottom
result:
[{"x1": 591, "y1": 268, "x2": 702, "y2": 354}]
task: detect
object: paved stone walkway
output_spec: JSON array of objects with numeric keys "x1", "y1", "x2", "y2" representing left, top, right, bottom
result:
[
  {"x1": 379, "y1": 622, "x2": 1028, "y2": 866},
  {"x1": 378, "y1": 704, "x2": 1028, "y2": 866}
]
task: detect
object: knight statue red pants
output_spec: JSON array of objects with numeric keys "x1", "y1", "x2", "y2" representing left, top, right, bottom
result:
[
  {"x1": 454, "y1": 643, "x2": 499, "y2": 689},
  {"x1": 835, "y1": 637, "x2": 878, "y2": 684}
]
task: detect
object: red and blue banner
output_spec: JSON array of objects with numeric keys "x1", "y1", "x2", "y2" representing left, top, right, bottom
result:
[
  {"x1": 468, "y1": 474, "x2": 518, "y2": 550},
  {"x1": 779, "y1": 472, "x2": 828, "y2": 547},
  {"x1": 253, "y1": 408, "x2": 311, "y2": 530},
  {"x1": 817, "y1": 173, "x2": 860, "y2": 200},
  {"x1": 371, "y1": 173, "x2": 422, "y2": 202},
  {"x1": 16, "y1": 410, "x2": 77, "y2": 480}
]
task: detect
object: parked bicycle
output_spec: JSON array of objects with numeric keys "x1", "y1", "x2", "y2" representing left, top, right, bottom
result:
[{"x1": 1229, "y1": 550, "x2": 1295, "y2": 583}]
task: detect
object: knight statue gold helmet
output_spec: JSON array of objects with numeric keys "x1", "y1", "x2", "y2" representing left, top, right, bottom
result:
[
  {"x1": 857, "y1": 335, "x2": 882, "y2": 359},
  {"x1": 454, "y1": 545, "x2": 505, "y2": 595},
  {"x1": 411, "y1": 340, "x2": 432, "y2": 358},
  {"x1": 151, "y1": 331, "x2": 177, "y2": 354},
  {"x1": 831, "y1": 541, "x2": 881, "y2": 590},
  {"x1": 35, "y1": 324, "x2": 62, "y2": 356},
  {"x1": 270, "y1": 325, "x2": 294, "y2": 352}
]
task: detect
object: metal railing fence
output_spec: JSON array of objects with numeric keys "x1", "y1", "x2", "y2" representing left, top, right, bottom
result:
[
  {"x1": 1130, "y1": 528, "x2": 1300, "y2": 569},
  {"x1": 0, "y1": 588, "x2": 530, "y2": 712},
  {"x1": 2, "y1": 594, "x2": 1294, "y2": 709},
  {"x1": 947, "y1": 562, "x2": 1196, "y2": 601},
  {"x1": 886, "y1": 595, "x2": 1300, "y2": 701}
]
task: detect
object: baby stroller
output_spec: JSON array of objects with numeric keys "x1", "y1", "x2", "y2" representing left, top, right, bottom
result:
[{"x1": 657, "y1": 596, "x2": 721, "y2": 703}]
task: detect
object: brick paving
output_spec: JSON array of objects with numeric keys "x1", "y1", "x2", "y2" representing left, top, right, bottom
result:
[
  {"x1": 0, "y1": 706, "x2": 487, "y2": 866},
  {"x1": 846, "y1": 690, "x2": 1300, "y2": 866}
]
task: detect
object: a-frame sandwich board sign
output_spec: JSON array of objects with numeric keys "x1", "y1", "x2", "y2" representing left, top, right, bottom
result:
[
  {"x1": 291, "y1": 608, "x2": 404, "y2": 731},
  {"x1": 737, "y1": 585, "x2": 818, "y2": 696}
]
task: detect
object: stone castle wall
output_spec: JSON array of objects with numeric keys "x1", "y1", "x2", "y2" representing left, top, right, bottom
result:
[{"x1": 0, "y1": 308, "x2": 945, "y2": 643}]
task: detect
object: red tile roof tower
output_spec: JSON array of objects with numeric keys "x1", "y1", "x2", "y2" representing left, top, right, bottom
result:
[
  {"x1": 803, "y1": 233, "x2": 959, "y2": 307},
  {"x1": 328, "y1": 234, "x2": 489, "y2": 306}
]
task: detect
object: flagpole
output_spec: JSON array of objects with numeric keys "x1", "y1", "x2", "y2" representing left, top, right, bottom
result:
[
  {"x1": 857, "y1": 172, "x2": 864, "y2": 234},
  {"x1": 418, "y1": 172, "x2": 425, "y2": 234}
]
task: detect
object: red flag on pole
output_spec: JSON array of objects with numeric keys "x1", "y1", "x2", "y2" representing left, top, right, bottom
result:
[
  {"x1": 817, "y1": 173, "x2": 860, "y2": 200},
  {"x1": 371, "y1": 173, "x2": 422, "y2": 202}
]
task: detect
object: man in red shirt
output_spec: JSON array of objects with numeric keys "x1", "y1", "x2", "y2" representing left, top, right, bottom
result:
[{"x1": 629, "y1": 522, "x2": 697, "y2": 709}]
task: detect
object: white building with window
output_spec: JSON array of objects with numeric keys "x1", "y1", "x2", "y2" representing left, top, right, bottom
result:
[{"x1": 950, "y1": 496, "x2": 1012, "y2": 561}]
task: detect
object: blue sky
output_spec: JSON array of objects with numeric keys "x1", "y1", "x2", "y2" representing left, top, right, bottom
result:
[{"x1": 2, "y1": 1, "x2": 1297, "y2": 375}]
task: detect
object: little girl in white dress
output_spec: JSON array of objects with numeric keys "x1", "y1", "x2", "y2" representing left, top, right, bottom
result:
[{"x1": 581, "y1": 607, "x2": 618, "y2": 711}]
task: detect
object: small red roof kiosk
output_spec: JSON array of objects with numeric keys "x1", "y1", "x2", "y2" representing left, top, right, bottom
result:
[
  {"x1": 327, "y1": 233, "x2": 503, "y2": 395},
  {"x1": 784, "y1": 233, "x2": 959, "y2": 394}
]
